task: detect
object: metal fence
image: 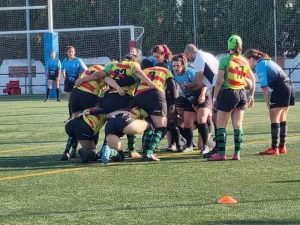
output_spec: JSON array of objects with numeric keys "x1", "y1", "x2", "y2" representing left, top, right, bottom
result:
[{"x1": 0, "y1": 0, "x2": 299, "y2": 94}]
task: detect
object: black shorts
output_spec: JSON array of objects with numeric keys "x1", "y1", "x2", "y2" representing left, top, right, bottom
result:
[
  {"x1": 216, "y1": 88, "x2": 247, "y2": 112},
  {"x1": 64, "y1": 79, "x2": 75, "y2": 92},
  {"x1": 176, "y1": 89, "x2": 212, "y2": 111},
  {"x1": 65, "y1": 117, "x2": 99, "y2": 142},
  {"x1": 175, "y1": 96, "x2": 194, "y2": 112},
  {"x1": 105, "y1": 114, "x2": 133, "y2": 138},
  {"x1": 70, "y1": 88, "x2": 98, "y2": 113},
  {"x1": 270, "y1": 80, "x2": 295, "y2": 108},
  {"x1": 48, "y1": 74, "x2": 59, "y2": 81},
  {"x1": 101, "y1": 93, "x2": 133, "y2": 113},
  {"x1": 134, "y1": 89, "x2": 167, "y2": 116}
]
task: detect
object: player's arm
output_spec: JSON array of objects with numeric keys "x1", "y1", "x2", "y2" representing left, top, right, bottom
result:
[
  {"x1": 261, "y1": 87, "x2": 270, "y2": 111},
  {"x1": 212, "y1": 69, "x2": 225, "y2": 106},
  {"x1": 184, "y1": 71, "x2": 203, "y2": 89},
  {"x1": 133, "y1": 64, "x2": 155, "y2": 89},
  {"x1": 57, "y1": 60, "x2": 62, "y2": 80},
  {"x1": 115, "y1": 76, "x2": 136, "y2": 87},
  {"x1": 62, "y1": 70, "x2": 66, "y2": 80},
  {"x1": 198, "y1": 85, "x2": 207, "y2": 104},
  {"x1": 166, "y1": 77, "x2": 176, "y2": 113},
  {"x1": 103, "y1": 77, "x2": 125, "y2": 96},
  {"x1": 45, "y1": 62, "x2": 49, "y2": 78},
  {"x1": 246, "y1": 67, "x2": 256, "y2": 108},
  {"x1": 75, "y1": 70, "x2": 107, "y2": 87}
]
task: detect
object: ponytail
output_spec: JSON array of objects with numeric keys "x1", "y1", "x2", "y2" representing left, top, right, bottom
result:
[
  {"x1": 161, "y1": 44, "x2": 173, "y2": 61},
  {"x1": 244, "y1": 49, "x2": 271, "y2": 61}
]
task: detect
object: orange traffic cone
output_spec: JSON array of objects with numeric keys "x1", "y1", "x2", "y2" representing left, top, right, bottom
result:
[{"x1": 217, "y1": 195, "x2": 238, "y2": 204}]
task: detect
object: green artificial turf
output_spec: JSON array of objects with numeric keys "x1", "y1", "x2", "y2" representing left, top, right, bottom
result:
[{"x1": 0, "y1": 94, "x2": 299, "y2": 225}]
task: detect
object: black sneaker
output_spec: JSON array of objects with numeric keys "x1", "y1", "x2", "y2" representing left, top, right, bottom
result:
[
  {"x1": 57, "y1": 98, "x2": 60, "y2": 102},
  {"x1": 203, "y1": 152, "x2": 212, "y2": 158},
  {"x1": 210, "y1": 147, "x2": 218, "y2": 155},
  {"x1": 86, "y1": 150, "x2": 98, "y2": 162},
  {"x1": 44, "y1": 99, "x2": 49, "y2": 102},
  {"x1": 111, "y1": 151, "x2": 125, "y2": 162},
  {"x1": 60, "y1": 152, "x2": 70, "y2": 161},
  {"x1": 78, "y1": 149, "x2": 89, "y2": 163}
]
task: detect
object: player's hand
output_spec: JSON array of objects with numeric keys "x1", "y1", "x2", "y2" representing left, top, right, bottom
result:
[
  {"x1": 248, "y1": 96, "x2": 254, "y2": 109},
  {"x1": 198, "y1": 94, "x2": 205, "y2": 104},
  {"x1": 148, "y1": 81, "x2": 156, "y2": 89},
  {"x1": 75, "y1": 79, "x2": 83, "y2": 87}
]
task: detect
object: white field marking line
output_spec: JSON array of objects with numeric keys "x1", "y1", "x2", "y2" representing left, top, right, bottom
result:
[{"x1": 0, "y1": 167, "x2": 84, "y2": 182}]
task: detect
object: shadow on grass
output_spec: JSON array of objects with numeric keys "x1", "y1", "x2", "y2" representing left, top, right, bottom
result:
[
  {"x1": 203, "y1": 220, "x2": 300, "y2": 225},
  {"x1": 273, "y1": 180, "x2": 300, "y2": 183},
  {"x1": 0, "y1": 154, "x2": 83, "y2": 171},
  {"x1": 0, "y1": 151, "x2": 202, "y2": 171}
]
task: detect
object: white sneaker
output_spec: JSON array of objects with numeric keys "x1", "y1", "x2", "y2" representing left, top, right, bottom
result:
[{"x1": 182, "y1": 147, "x2": 193, "y2": 153}]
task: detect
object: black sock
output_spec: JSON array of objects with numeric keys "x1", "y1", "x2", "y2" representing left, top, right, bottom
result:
[
  {"x1": 182, "y1": 128, "x2": 193, "y2": 148},
  {"x1": 68, "y1": 103, "x2": 72, "y2": 118},
  {"x1": 169, "y1": 121, "x2": 180, "y2": 148},
  {"x1": 64, "y1": 136, "x2": 75, "y2": 153},
  {"x1": 207, "y1": 120, "x2": 214, "y2": 134},
  {"x1": 56, "y1": 88, "x2": 60, "y2": 99},
  {"x1": 279, "y1": 121, "x2": 287, "y2": 148},
  {"x1": 170, "y1": 127, "x2": 181, "y2": 148},
  {"x1": 197, "y1": 123, "x2": 209, "y2": 147},
  {"x1": 271, "y1": 123, "x2": 280, "y2": 149},
  {"x1": 46, "y1": 88, "x2": 50, "y2": 99}
]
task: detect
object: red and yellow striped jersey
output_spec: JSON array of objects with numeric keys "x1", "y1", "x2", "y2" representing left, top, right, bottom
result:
[
  {"x1": 130, "y1": 107, "x2": 149, "y2": 119},
  {"x1": 105, "y1": 60, "x2": 139, "y2": 96},
  {"x1": 82, "y1": 111, "x2": 106, "y2": 135},
  {"x1": 77, "y1": 65, "x2": 106, "y2": 96},
  {"x1": 135, "y1": 66, "x2": 173, "y2": 95},
  {"x1": 219, "y1": 55, "x2": 250, "y2": 90}
]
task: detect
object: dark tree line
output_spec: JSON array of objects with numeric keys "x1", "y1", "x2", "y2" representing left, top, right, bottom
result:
[{"x1": 0, "y1": 0, "x2": 299, "y2": 63}]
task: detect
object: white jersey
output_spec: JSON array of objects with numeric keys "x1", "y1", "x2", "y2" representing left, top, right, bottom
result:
[{"x1": 194, "y1": 50, "x2": 219, "y2": 88}]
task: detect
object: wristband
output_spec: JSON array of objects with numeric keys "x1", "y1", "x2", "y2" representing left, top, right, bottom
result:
[
  {"x1": 213, "y1": 97, "x2": 217, "y2": 102},
  {"x1": 249, "y1": 96, "x2": 254, "y2": 100}
]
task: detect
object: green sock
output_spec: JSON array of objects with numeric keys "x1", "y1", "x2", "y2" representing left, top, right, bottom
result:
[
  {"x1": 146, "y1": 128, "x2": 164, "y2": 156},
  {"x1": 142, "y1": 129, "x2": 153, "y2": 156},
  {"x1": 216, "y1": 128, "x2": 226, "y2": 156},
  {"x1": 234, "y1": 129, "x2": 243, "y2": 155},
  {"x1": 110, "y1": 149, "x2": 119, "y2": 157}
]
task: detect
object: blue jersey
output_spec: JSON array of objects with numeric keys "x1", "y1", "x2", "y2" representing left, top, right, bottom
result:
[
  {"x1": 173, "y1": 67, "x2": 196, "y2": 96},
  {"x1": 62, "y1": 57, "x2": 87, "y2": 81},
  {"x1": 45, "y1": 58, "x2": 61, "y2": 76},
  {"x1": 256, "y1": 59, "x2": 290, "y2": 89}
]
